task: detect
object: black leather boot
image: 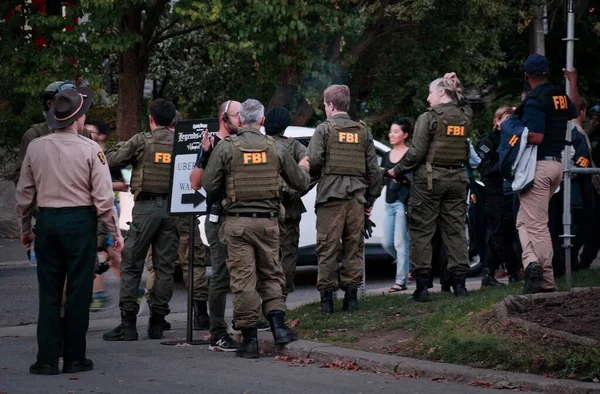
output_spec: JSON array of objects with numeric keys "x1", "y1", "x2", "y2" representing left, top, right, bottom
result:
[
  {"x1": 267, "y1": 310, "x2": 299, "y2": 346},
  {"x1": 412, "y1": 277, "x2": 430, "y2": 302},
  {"x1": 103, "y1": 311, "x2": 138, "y2": 341},
  {"x1": 320, "y1": 290, "x2": 334, "y2": 314},
  {"x1": 481, "y1": 268, "x2": 505, "y2": 287},
  {"x1": 452, "y1": 275, "x2": 469, "y2": 297},
  {"x1": 148, "y1": 310, "x2": 167, "y2": 339},
  {"x1": 236, "y1": 327, "x2": 260, "y2": 358},
  {"x1": 523, "y1": 262, "x2": 543, "y2": 295},
  {"x1": 29, "y1": 361, "x2": 59, "y2": 375},
  {"x1": 341, "y1": 287, "x2": 359, "y2": 313},
  {"x1": 193, "y1": 300, "x2": 210, "y2": 330}
]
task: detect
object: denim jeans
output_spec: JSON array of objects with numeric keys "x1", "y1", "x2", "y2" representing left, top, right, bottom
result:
[{"x1": 383, "y1": 201, "x2": 410, "y2": 286}]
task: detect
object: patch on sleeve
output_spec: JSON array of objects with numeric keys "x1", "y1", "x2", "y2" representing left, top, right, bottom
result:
[
  {"x1": 479, "y1": 145, "x2": 490, "y2": 154},
  {"x1": 97, "y1": 152, "x2": 106, "y2": 165}
]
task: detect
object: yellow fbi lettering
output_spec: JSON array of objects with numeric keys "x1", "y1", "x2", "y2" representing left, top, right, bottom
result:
[
  {"x1": 338, "y1": 132, "x2": 359, "y2": 143},
  {"x1": 243, "y1": 152, "x2": 267, "y2": 165},
  {"x1": 154, "y1": 152, "x2": 171, "y2": 163},
  {"x1": 576, "y1": 156, "x2": 590, "y2": 168},
  {"x1": 552, "y1": 95, "x2": 568, "y2": 110},
  {"x1": 446, "y1": 125, "x2": 465, "y2": 136}
]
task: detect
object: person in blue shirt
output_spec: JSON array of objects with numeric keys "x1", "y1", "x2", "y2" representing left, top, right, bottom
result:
[{"x1": 513, "y1": 54, "x2": 579, "y2": 294}]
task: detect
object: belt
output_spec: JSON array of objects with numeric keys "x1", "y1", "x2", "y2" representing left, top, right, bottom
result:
[
  {"x1": 136, "y1": 193, "x2": 168, "y2": 202},
  {"x1": 433, "y1": 164, "x2": 464, "y2": 170},
  {"x1": 226, "y1": 212, "x2": 276, "y2": 219},
  {"x1": 538, "y1": 156, "x2": 561, "y2": 163}
]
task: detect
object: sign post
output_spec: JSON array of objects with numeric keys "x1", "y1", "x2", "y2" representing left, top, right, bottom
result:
[{"x1": 161, "y1": 119, "x2": 219, "y2": 346}]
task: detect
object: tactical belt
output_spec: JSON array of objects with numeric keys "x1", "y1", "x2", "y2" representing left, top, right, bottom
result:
[
  {"x1": 425, "y1": 163, "x2": 464, "y2": 191},
  {"x1": 537, "y1": 156, "x2": 561, "y2": 163},
  {"x1": 227, "y1": 212, "x2": 276, "y2": 219},
  {"x1": 136, "y1": 193, "x2": 169, "y2": 202},
  {"x1": 433, "y1": 164, "x2": 464, "y2": 170}
]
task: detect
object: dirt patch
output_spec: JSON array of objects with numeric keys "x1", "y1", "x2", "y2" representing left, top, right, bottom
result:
[
  {"x1": 508, "y1": 288, "x2": 600, "y2": 342},
  {"x1": 350, "y1": 329, "x2": 414, "y2": 354}
]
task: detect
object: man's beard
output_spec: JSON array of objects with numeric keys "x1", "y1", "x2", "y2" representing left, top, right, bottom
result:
[{"x1": 225, "y1": 122, "x2": 239, "y2": 135}]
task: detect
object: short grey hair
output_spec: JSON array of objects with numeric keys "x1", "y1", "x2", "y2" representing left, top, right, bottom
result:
[{"x1": 239, "y1": 99, "x2": 265, "y2": 125}]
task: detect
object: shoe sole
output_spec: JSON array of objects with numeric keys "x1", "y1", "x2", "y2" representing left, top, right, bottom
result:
[
  {"x1": 30, "y1": 367, "x2": 59, "y2": 375},
  {"x1": 236, "y1": 352, "x2": 260, "y2": 359},
  {"x1": 103, "y1": 335, "x2": 138, "y2": 341},
  {"x1": 63, "y1": 366, "x2": 93, "y2": 373},
  {"x1": 274, "y1": 334, "x2": 298, "y2": 346},
  {"x1": 208, "y1": 345, "x2": 237, "y2": 352}
]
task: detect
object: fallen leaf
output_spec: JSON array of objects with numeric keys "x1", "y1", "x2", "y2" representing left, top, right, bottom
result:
[
  {"x1": 290, "y1": 318, "x2": 300, "y2": 328},
  {"x1": 68, "y1": 377, "x2": 79, "y2": 381},
  {"x1": 568, "y1": 373, "x2": 577, "y2": 379},
  {"x1": 467, "y1": 312, "x2": 474, "y2": 316},
  {"x1": 429, "y1": 377, "x2": 448, "y2": 382},
  {"x1": 515, "y1": 333, "x2": 524, "y2": 339},
  {"x1": 479, "y1": 310, "x2": 489, "y2": 317},
  {"x1": 337, "y1": 328, "x2": 348, "y2": 332},
  {"x1": 470, "y1": 381, "x2": 491, "y2": 388},
  {"x1": 592, "y1": 378, "x2": 599, "y2": 383},
  {"x1": 443, "y1": 320, "x2": 451, "y2": 324},
  {"x1": 544, "y1": 373, "x2": 555, "y2": 379}
]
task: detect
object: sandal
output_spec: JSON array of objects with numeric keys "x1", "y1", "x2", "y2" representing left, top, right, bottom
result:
[{"x1": 388, "y1": 284, "x2": 408, "y2": 293}]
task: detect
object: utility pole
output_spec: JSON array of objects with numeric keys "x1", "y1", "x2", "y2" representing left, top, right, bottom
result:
[{"x1": 532, "y1": 1, "x2": 547, "y2": 55}]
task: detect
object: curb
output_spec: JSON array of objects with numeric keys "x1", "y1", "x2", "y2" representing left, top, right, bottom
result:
[
  {"x1": 0, "y1": 260, "x2": 30, "y2": 268},
  {"x1": 258, "y1": 334, "x2": 600, "y2": 394}
]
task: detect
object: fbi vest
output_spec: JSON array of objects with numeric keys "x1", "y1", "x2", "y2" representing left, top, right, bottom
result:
[
  {"x1": 323, "y1": 118, "x2": 367, "y2": 177},
  {"x1": 225, "y1": 134, "x2": 280, "y2": 202},
  {"x1": 130, "y1": 127, "x2": 173, "y2": 195},
  {"x1": 425, "y1": 105, "x2": 472, "y2": 166},
  {"x1": 518, "y1": 84, "x2": 570, "y2": 157}
]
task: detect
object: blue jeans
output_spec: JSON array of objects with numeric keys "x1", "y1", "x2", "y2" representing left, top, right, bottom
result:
[{"x1": 383, "y1": 201, "x2": 410, "y2": 286}]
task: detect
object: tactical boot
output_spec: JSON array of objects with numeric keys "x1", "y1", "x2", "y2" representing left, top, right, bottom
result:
[
  {"x1": 452, "y1": 275, "x2": 469, "y2": 297},
  {"x1": 412, "y1": 277, "x2": 430, "y2": 302},
  {"x1": 236, "y1": 327, "x2": 260, "y2": 359},
  {"x1": 481, "y1": 269, "x2": 505, "y2": 287},
  {"x1": 103, "y1": 312, "x2": 138, "y2": 341},
  {"x1": 148, "y1": 310, "x2": 167, "y2": 339},
  {"x1": 320, "y1": 290, "x2": 334, "y2": 314},
  {"x1": 193, "y1": 300, "x2": 210, "y2": 330},
  {"x1": 267, "y1": 310, "x2": 299, "y2": 346},
  {"x1": 441, "y1": 277, "x2": 452, "y2": 292},
  {"x1": 341, "y1": 287, "x2": 359, "y2": 313},
  {"x1": 522, "y1": 262, "x2": 543, "y2": 294}
]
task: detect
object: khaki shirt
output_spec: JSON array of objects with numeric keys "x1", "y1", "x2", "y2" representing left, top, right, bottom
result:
[
  {"x1": 15, "y1": 130, "x2": 120, "y2": 237},
  {"x1": 204, "y1": 127, "x2": 310, "y2": 214},
  {"x1": 307, "y1": 114, "x2": 382, "y2": 207},
  {"x1": 14, "y1": 122, "x2": 92, "y2": 185}
]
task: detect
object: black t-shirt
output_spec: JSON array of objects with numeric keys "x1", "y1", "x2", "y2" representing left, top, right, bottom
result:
[
  {"x1": 381, "y1": 151, "x2": 410, "y2": 204},
  {"x1": 195, "y1": 135, "x2": 223, "y2": 209}
]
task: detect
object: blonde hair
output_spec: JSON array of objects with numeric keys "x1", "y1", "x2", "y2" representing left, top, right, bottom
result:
[
  {"x1": 324, "y1": 84, "x2": 351, "y2": 112},
  {"x1": 430, "y1": 77, "x2": 464, "y2": 102},
  {"x1": 493, "y1": 105, "x2": 513, "y2": 129}
]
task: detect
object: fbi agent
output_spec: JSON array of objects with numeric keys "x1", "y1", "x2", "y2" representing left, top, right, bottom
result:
[{"x1": 103, "y1": 99, "x2": 179, "y2": 341}]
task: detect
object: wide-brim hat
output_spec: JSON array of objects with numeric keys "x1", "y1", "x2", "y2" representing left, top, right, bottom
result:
[{"x1": 46, "y1": 87, "x2": 94, "y2": 129}]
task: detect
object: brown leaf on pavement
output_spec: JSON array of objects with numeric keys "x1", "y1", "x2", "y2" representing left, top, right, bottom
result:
[
  {"x1": 470, "y1": 381, "x2": 491, "y2": 388},
  {"x1": 319, "y1": 359, "x2": 360, "y2": 371},
  {"x1": 68, "y1": 377, "x2": 79, "y2": 381},
  {"x1": 568, "y1": 373, "x2": 577, "y2": 379},
  {"x1": 429, "y1": 377, "x2": 448, "y2": 382},
  {"x1": 393, "y1": 371, "x2": 419, "y2": 379}
]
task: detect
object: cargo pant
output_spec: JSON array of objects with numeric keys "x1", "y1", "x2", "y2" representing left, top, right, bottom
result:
[
  {"x1": 279, "y1": 215, "x2": 301, "y2": 295},
  {"x1": 35, "y1": 206, "x2": 96, "y2": 365},
  {"x1": 119, "y1": 197, "x2": 178, "y2": 316},
  {"x1": 408, "y1": 166, "x2": 470, "y2": 278},
  {"x1": 206, "y1": 215, "x2": 230, "y2": 339},
  {"x1": 517, "y1": 160, "x2": 562, "y2": 290},
  {"x1": 316, "y1": 196, "x2": 365, "y2": 291},
  {"x1": 176, "y1": 216, "x2": 208, "y2": 301},
  {"x1": 221, "y1": 216, "x2": 286, "y2": 330}
]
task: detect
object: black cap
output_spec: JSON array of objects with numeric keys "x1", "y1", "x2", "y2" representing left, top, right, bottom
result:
[
  {"x1": 588, "y1": 105, "x2": 600, "y2": 117},
  {"x1": 524, "y1": 54, "x2": 549, "y2": 76},
  {"x1": 265, "y1": 107, "x2": 292, "y2": 136}
]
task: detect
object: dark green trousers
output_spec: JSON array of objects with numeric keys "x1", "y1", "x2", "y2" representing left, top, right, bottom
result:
[
  {"x1": 408, "y1": 166, "x2": 470, "y2": 278},
  {"x1": 35, "y1": 206, "x2": 96, "y2": 364},
  {"x1": 279, "y1": 215, "x2": 301, "y2": 295},
  {"x1": 206, "y1": 215, "x2": 230, "y2": 339},
  {"x1": 120, "y1": 198, "x2": 178, "y2": 315}
]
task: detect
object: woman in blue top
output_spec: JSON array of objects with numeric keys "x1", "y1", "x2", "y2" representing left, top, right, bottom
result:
[{"x1": 381, "y1": 119, "x2": 412, "y2": 292}]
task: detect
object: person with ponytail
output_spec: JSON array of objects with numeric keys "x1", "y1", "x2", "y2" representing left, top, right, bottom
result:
[{"x1": 388, "y1": 73, "x2": 472, "y2": 302}]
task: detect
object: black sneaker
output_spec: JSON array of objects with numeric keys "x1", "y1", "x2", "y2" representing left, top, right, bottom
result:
[
  {"x1": 209, "y1": 334, "x2": 238, "y2": 352},
  {"x1": 256, "y1": 320, "x2": 271, "y2": 332}
]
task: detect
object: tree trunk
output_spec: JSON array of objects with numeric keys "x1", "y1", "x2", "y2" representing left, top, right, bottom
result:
[
  {"x1": 293, "y1": 99, "x2": 314, "y2": 126},
  {"x1": 116, "y1": 46, "x2": 149, "y2": 141}
]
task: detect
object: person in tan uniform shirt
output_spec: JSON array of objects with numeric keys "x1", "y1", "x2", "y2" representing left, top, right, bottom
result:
[{"x1": 16, "y1": 87, "x2": 123, "y2": 376}]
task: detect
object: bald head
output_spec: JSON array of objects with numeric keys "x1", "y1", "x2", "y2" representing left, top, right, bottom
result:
[{"x1": 219, "y1": 100, "x2": 241, "y2": 134}]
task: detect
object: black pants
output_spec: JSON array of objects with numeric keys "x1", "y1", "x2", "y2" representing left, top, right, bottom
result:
[
  {"x1": 549, "y1": 191, "x2": 565, "y2": 277},
  {"x1": 572, "y1": 208, "x2": 595, "y2": 270},
  {"x1": 35, "y1": 207, "x2": 96, "y2": 364},
  {"x1": 483, "y1": 189, "x2": 521, "y2": 276},
  {"x1": 580, "y1": 196, "x2": 600, "y2": 268}
]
